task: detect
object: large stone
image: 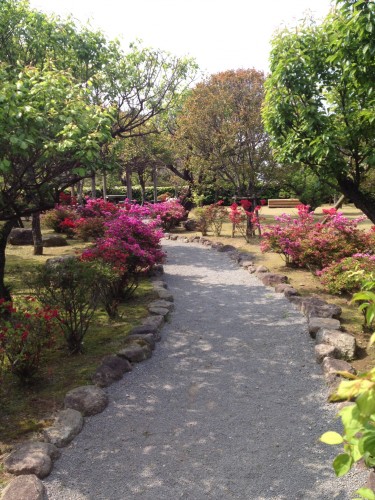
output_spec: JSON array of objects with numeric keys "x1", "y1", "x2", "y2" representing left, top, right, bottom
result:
[
  {"x1": 4, "y1": 442, "x2": 60, "y2": 479},
  {"x1": 92, "y1": 355, "x2": 132, "y2": 387},
  {"x1": 301, "y1": 297, "x2": 342, "y2": 319},
  {"x1": 316, "y1": 329, "x2": 356, "y2": 360},
  {"x1": 151, "y1": 280, "x2": 168, "y2": 289},
  {"x1": 149, "y1": 300, "x2": 174, "y2": 311},
  {"x1": 130, "y1": 324, "x2": 157, "y2": 336},
  {"x1": 148, "y1": 306, "x2": 169, "y2": 317},
  {"x1": 183, "y1": 219, "x2": 197, "y2": 231},
  {"x1": 8, "y1": 228, "x2": 33, "y2": 246},
  {"x1": 255, "y1": 265, "x2": 269, "y2": 274},
  {"x1": 43, "y1": 409, "x2": 84, "y2": 447},
  {"x1": 42, "y1": 235, "x2": 68, "y2": 247},
  {"x1": 142, "y1": 314, "x2": 165, "y2": 331},
  {"x1": 1, "y1": 474, "x2": 45, "y2": 500},
  {"x1": 156, "y1": 289, "x2": 174, "y2": 302},
  {"x1": 45, "y1": 255, "x2": 76, "y2": 268},
  {"x1": 216, "y1": 244, "x2": 236, "y2": 253},
  {"x1": 151, "y1": 264, "x2": 164, "y2": 276},
  {"x1": 117, "y1": 342, "x2": 152, "y2": 363},
  {"x1": 241, "y1": 260, "x2": 255, "y2": 268},
  {"x1": 260, "y1": 273, "x2": 288, "y2": 287},
  {"x1": 64, "y1": 385, "x2": 108, "y2": 416},
  {"x1": 321, "y1": 357, "x2": 356, "y2": 384},
  {"x1": 308, "y1": 317, "x2": 341, "y2": 338},
  {"x1": 127, "y1": 333, "x2": 156, "y2": 350},
  {"x1": 315, "y1": 344, "x2": 338, "y2": 364}
]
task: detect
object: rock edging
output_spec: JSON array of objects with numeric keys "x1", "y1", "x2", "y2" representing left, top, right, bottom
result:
[{"x1": 1, "y1": 266, "x2": 172, "y2": 500}]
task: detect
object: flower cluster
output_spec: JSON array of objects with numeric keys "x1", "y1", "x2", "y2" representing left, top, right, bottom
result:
[
  {"x1": 261, "y1": 205, "x2": 372, "y2": 270},
  {"x1": 42, "y1": 204, "x2": 78, "y2": 236},
  {"x1": 0, "y1": 297, "x2": 59, "y2": 381},
  {"x1": 229, "y1": 200, "x2": 263, "y2": 242},
  {"x1": 146, "y1": 199, "x2": 187, "y2": 231}
]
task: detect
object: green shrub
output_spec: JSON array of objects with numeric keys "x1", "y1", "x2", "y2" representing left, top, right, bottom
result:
[
  {"x1": 32, "y1": 259, "x2": 100, "y2": 354},
  {"x1": 319, "y1": 255, "x2": 375, "y2": 295}
]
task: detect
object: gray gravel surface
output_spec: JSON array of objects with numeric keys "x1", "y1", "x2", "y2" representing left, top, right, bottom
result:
[{"x1": 44, "y1": 240, "x2": 366, "y2": 499}]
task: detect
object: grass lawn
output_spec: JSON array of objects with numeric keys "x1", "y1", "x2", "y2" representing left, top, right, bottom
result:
[{"x1": 0, "y1": 236, "x2": 157, "y2": 489}]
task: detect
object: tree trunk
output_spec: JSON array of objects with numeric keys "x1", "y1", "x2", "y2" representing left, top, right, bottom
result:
[
  {"x1": 0, "y1": 220, "x2": 15, "y2": 301},
  {"x1": 102, "y1": 173, "x2": 107, "y2": 200},
  {"x1": 153, "y1": 166, "x2": 158, "y2": 203},
  {"x1": 337, "y1": 178, "x2": 375, "y2": 224},
  {"x1": 91, "y1": 172, "x2": 96, "y2": 199},
  {"x1": 32, "y1": 212, "x2": 43, "y2": 255},
  {"x1": 333, "y1": 194, "x2": 345, "y2": 210},
  {"x1": 126, "y1": 165, "x2": 132, "y2": 201},
  {"x1": 77, "y1": 180, "x2": 84, "y2": 204}
]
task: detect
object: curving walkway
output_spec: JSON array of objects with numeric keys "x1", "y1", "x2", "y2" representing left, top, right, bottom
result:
[{"x1": 44, "y1": 240, "x2": 365, "y2": 499}]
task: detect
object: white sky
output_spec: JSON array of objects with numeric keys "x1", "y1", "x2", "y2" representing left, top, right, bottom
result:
[{"x1": 28, "y1": 0, "x2": 333, "y2": 76}]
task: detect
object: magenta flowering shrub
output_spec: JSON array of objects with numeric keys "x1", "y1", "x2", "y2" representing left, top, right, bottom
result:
[
  {"x1": 319, "y1": 254, "x2": 375, "y2": 295},
  {"x1": 229, "y1": 200, "x2": 263, "y2": 241},
  {"x1": 261, "y1": 205, "x2": 372, "y2": 270},
  {"x1": 81, "y1": 212, "x2": 165, "y2": 302},
  {"x1": 147, "y1": 199, "x2": 187, "y2": 231},
  {"x1": 76, "y1": 198, "x2": 119, "y2": 219}
]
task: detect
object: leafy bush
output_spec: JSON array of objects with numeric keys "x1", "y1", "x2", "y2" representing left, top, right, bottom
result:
[
  {"x1": 320, "y1": 365, "x2": 375, "y2": 499},
  {"x1": 0, "y1": 297, "x2": 58, "y2": 381},
  {"x1": 261, "y1": 205, "x2": 372, "y2": 270},
  {"x1": 32, "y1": 259, "x2": 100, "y2": 354},
  {"x1": 193, "y1": 207, "x2": 210, "y2": 236},
  {"x1": 200, "y1": 201, "x2": 227, "y2": 236},
  {"x1": 352, "y1": 277, "x2": 375, "y2": 329},
  {"x1": 77, "y1": 198, "x2": 119, "y2": 218},
  {"x1": 74, "y1": 217, "x2": 106, "y2": 241},
  {"x1": 42, "y1": 205, "x2": 78, "y2": 235},
  {"x1": 229, "y1": 200, "x2": 265, "y2": 242},
  {"x1": 319, "y1": 254, "x2": 375, "y2": 295}
]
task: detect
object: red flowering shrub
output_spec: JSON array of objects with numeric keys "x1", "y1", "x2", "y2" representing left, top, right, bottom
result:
[
  {"x1": 261, "y1": 205, "x2": 372, "y2": 270},
  {"x1": 0, "y1": 297, "x2": 58, "y2": 381},
  {"x1": 319, "y1": 254, "x2": 375, "y2": 295},
  {"x1": 59, "y1": 192, "x2": 77, "y2": 206},
  {"x1": 42, "y1": 205, "x2": 78, "y2": 235},
  {"x1": 203, "y1": 201, "x2": 227, "y2": 236},
  {"x1": 229, "y1": 201, "x2": 262, "y2": 242}
]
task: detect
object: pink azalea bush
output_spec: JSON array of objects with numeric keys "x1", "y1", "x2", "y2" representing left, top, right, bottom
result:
[
  {"x1": 229, "y1": 200, "x2": 263, "y2": 241},
  {"x1": 147, "y1": 199, "x2": 187, "y2": 231},
  {"x1": 261, "y1": 205, "x2": 372, "y2": 270},
  {"x1": 319, "y1": 254, "x2": 375, "y2": 295}
]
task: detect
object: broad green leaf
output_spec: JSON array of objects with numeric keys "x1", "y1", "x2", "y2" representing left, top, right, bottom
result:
[
  {"x1": 320, "y1": 431, "x2": 343, "y2": 445},
  {"x1": 332, "y1": 453, "x2": 353, "y2": 477},
  {"x1": 354, "y1": 487, "x2": 375, "y2": 500}
]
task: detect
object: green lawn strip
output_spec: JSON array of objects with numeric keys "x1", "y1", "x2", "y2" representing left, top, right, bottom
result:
[{"x1": 0, "y1": 239, "x2": 157, "y2": 489}]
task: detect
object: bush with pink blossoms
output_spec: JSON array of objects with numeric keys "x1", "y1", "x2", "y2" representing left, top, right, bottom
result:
[
  {"x1": 76, "y1": 198, "x2": 119, "y2": 219},
  {"x1": 81, "y1": 213, "x2": 165, "y2": 303},
  {"x1": 261, "y1": 205, "x2": 372, "y2": 270},
  {"x1": 229, "y1": 200, "x2": 263, "y2": 242},
  {"x1": 319, "y1": 254, "x2": 375, "y2": 295},
  {"x1": 74, "y1": 217, "x2": 106, "y2": 241},
  {"x1": 147, "y1": 199, "x2": 187, "y2": 231}
]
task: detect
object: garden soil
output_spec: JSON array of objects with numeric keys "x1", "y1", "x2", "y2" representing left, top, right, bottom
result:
[{"x1": 44, "y1": 239, "x2": 367, "y2": 499}]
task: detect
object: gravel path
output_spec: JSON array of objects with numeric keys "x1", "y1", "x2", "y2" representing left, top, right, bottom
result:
[{"x1": 44, "y1": 240, "x2": 366, "y2": 499}]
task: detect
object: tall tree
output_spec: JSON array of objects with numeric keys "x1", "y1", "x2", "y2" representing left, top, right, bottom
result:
[
  {"x1": 174, "y1": 69, "x2": 277, "y2": 198},
  {"x1": 263, "y1": 0, "x2": 375, "y2": 222},
  {"x1": 0, "y1": 64, "x2": 113, "y2": 298}
]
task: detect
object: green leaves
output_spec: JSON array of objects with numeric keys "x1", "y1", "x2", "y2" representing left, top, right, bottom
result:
[
  {"x1": 354, "y1": 488, "x2": 375, "y2": 500},
  {"x1": 320, "y1": 431, "x2": 344, "y2": 445},
  {"x1": 332, "y1": 453, "x2": 353, "y2": 477}
]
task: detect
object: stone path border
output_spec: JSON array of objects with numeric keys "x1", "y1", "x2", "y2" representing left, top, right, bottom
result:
[
  {"x1": 1, "y1": 268, "x2": 172, "y2": 500},
  {"x1": 0, "y1": 233, "x2": 368, "y2": 498}
]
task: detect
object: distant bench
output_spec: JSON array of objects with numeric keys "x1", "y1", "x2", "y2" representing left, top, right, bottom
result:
[{"x1": 268, "y1": 198, "x2": 301, "y2": 208}]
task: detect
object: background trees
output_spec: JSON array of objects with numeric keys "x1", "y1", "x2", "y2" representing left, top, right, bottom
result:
[
  {"x1": 174, "y1": 69, "x2": 277, "y2": 200},
  {"x1": 263, "y1": 0, "x2": 375, "y2": 222}
]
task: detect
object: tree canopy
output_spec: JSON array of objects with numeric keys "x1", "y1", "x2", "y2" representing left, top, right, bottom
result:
[
  {"x1": 173, "y1": 69, "x2": 277, "y2": 198},
  {"x1": 263, "y1": 0, "x2": 375, "y2": 222}
]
